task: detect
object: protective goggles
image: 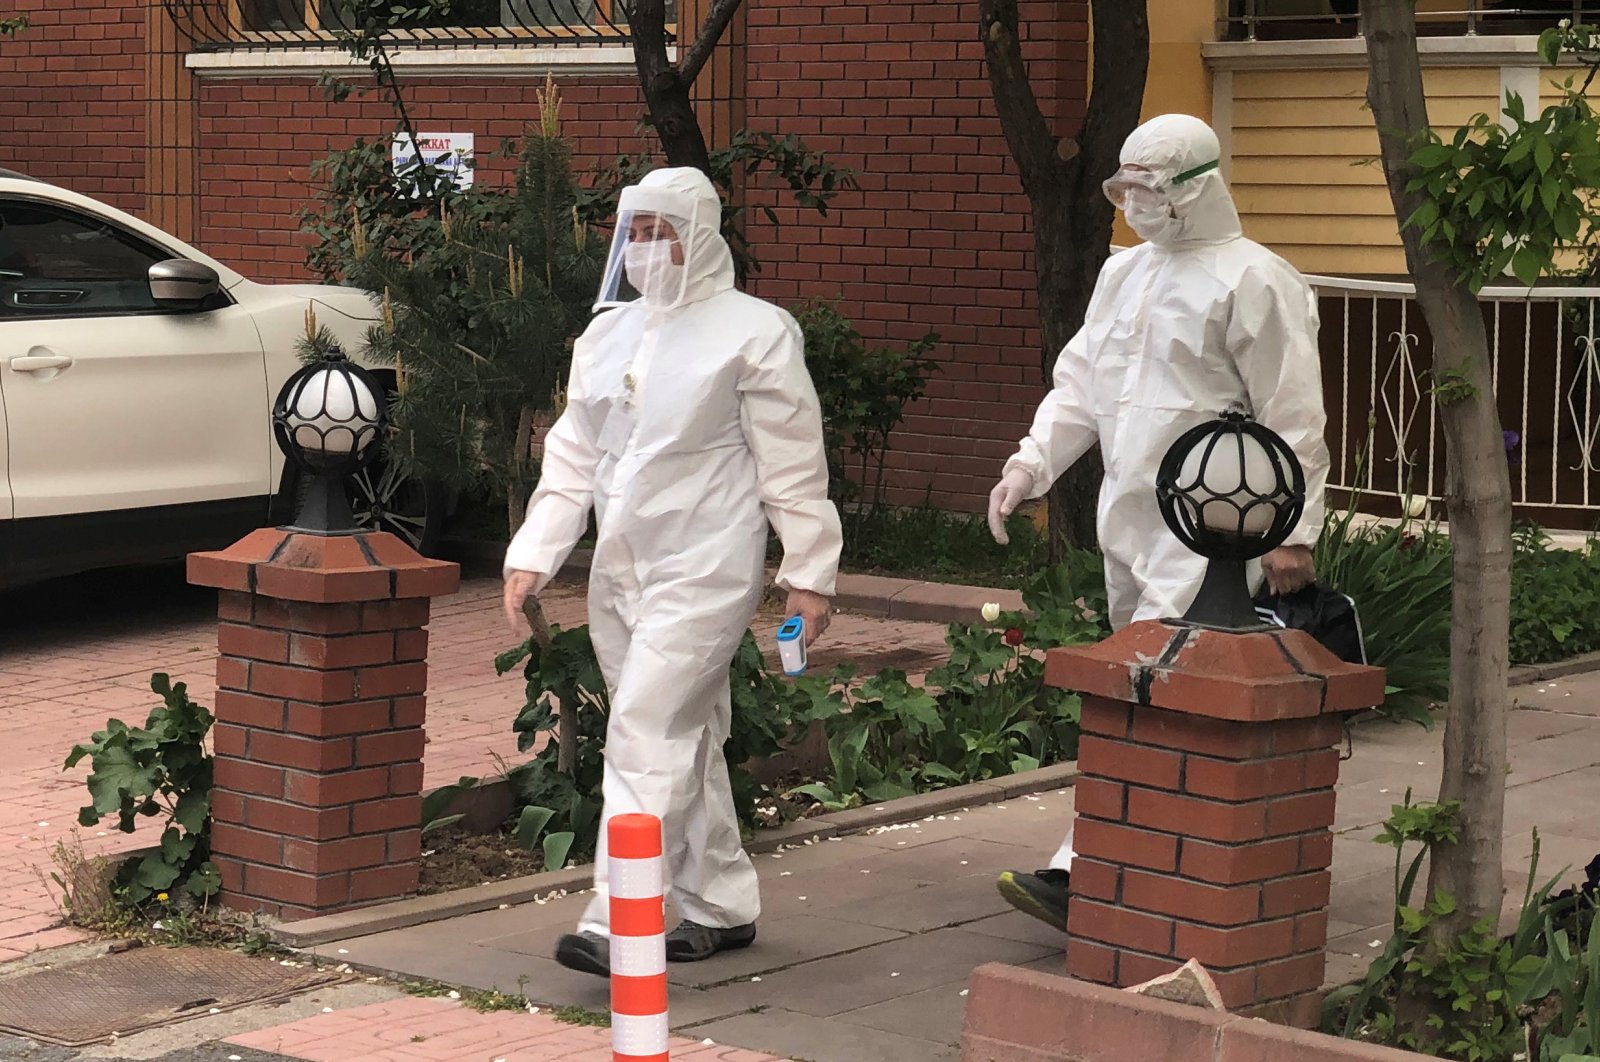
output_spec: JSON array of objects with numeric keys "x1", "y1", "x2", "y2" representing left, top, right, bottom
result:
[{"x1": 1102, "y1": 159, "x2": 1219, "y2": 210}]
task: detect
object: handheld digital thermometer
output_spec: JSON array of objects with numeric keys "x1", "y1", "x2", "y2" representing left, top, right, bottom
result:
[{"x1": 776, "y1": 616, "x2": 807, "y2": 676}]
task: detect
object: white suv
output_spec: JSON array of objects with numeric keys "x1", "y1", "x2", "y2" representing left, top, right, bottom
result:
[{"x1": 0, "y1": 169, "x2": 436, "y2": 589}]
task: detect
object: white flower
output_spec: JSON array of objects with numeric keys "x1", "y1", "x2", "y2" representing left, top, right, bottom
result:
[
  {"x1": 151, "y1": 921, "x2": 165, "y2": 931},
  {"x1": 1403, "y1": 495, "x2": 1427, "y2": 519},
  {"x1": 981, "y1": 602, "x2": 1002, "y2": 623},
  {"x1": 447, "y1": 991, "x2": 461, "y2": 1000},
  {"x1": 1560, "y1": 17, "x2": 1572, "y2": 28}
]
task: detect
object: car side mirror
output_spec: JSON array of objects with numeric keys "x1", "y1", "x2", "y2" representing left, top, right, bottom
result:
[{"x1": 149, "y1": 259, "x2": 220, "y2": 308}]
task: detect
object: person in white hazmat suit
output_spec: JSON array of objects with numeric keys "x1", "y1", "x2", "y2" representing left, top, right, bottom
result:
[
  {"x1": 501, "y1": 167, "x2": 842, "y2": 975},
  {"x1": 986, "y1": 114, "x2": 1331, "y2": 931}
]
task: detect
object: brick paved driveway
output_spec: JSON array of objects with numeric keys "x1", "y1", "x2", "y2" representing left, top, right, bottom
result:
[{"x1": 0, "y1": 563, "x2": 951, "y2": 962}]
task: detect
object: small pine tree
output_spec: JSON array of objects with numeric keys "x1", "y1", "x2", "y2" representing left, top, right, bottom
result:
[{"x1": 316, "y1": 76, "x2": 603, "y2": 535}]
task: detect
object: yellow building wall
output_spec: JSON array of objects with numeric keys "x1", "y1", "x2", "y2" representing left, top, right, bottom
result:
[{"x1": 1229, "y1": 66, "x2": 1518, "y2": 276}]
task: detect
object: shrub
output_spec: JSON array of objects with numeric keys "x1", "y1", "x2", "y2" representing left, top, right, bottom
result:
[{"x1": 1509, "y1": 525, "x2": 1600, "y2": 665}]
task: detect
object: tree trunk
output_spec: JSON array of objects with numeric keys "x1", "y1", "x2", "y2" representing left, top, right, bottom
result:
[
  {"x1": 979, "y1": 0, "x2": 1148, "y2": 552},
  {"x1": 1361, "y1": 0, "x2": 1512, "y2": 1022},
  {"x1": 1034, "y1": 206, "x2": 1103, "y2": 548},
  {"x1": 628, "y1": 0, "x2": 745, "y2": 173}
]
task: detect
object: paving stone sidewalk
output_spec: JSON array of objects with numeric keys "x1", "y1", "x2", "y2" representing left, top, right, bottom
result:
[
  {"x1": 300, "y1": 674, "x2": 1600, "y2": 1062},
  {"x1": 0, "y1": 565, "x2": 953, "y2": 963}
]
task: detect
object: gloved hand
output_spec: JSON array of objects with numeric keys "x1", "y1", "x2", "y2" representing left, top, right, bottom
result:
[
  {"x1": 1262, "y1": 546, "x2": 1316, "y2": 596},
  {"x1": 786, "y1": 588, "x2": 832, "y2": 647},
  {"x1": 503, "y1": 570, "x2": 548, "y2": 630},
  {"x1": 987, "y1": 469, "x2": 1035, "y2": 546}
]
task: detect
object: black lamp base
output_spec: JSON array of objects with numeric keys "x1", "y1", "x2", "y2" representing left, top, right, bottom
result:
[
  {"x1": 283, "y1": 473, "x2": 361, "y2": 537},
  {"x1": 1178, "y1": 557, "x2": 1273, "y2": 633}
]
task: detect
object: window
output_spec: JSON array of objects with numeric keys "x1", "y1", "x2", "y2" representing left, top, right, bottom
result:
[
  {"x1": 1224, "y1": 0, "x2": 1595, "y2": 41},
  {"x1": 0, "y1": 201, "x2": 171, "y2": 318},
  {"x1": 236, "y1": 0, "x2": 674, "y2": 37}
]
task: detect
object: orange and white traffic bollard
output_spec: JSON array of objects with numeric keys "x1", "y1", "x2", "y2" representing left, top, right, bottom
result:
[{"x1": 608, "y1": 813, "x2": 669, "y2": 1062}]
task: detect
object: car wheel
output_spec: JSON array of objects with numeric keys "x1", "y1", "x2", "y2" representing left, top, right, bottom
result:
[{"x1": 345, "y1": 459, "x2": 446, "y2": 556}]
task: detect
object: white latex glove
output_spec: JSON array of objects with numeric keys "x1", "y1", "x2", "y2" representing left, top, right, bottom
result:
[
  {"x1": 987, "y1": 469, "x2": 1035, "y2": 545},
  {"x1": 503, "y1": 570, "x2": 548, "y2": 630}
]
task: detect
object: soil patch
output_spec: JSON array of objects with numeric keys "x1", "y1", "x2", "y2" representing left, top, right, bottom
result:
[{"x1": 419, "y1": 827, "x2": 545, "y2": 896}]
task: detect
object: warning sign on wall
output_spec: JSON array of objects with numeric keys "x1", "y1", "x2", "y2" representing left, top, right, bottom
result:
[{"x1": 391, "y1": 131, "x2": 476, "y2": 192}]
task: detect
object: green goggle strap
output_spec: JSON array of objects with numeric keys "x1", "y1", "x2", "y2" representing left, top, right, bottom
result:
[{"x1": 1172, "y1": 159, "x2": 1220, "y2": 185}]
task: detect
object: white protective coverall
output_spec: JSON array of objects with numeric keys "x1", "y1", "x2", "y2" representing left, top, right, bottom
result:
[
  {"x1": 504, "y1": 167, "x2": 843, "y2": 933},
  {"x1": 1001, "y1": 114, "x2": 1330, "y2": 869}
]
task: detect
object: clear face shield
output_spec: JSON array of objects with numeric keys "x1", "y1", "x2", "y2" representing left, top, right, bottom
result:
[{"x1": 594, "y1": 208, "x2": 696, "y2": 311}]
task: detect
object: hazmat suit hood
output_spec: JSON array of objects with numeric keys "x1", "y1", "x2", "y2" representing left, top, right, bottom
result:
[
  {"x1": 1118, "y1": 114, "x2": 1242, "y2": 248},
  {"x1": 600, "y1": 166, "x2": 736, "y2": 311}
]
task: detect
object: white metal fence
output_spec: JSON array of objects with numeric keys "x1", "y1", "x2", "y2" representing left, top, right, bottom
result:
[{"x1": 1313, "y1": 274, "x2": 1600, "y2": 530}]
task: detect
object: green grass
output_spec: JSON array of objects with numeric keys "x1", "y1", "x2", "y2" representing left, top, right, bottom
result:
[{"x1": 553, "y1": 1004, "x2": 611, "y2": 1027}]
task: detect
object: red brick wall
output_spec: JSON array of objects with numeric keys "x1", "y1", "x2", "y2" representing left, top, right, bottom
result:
[
  {"x1": 195, "y1": 76, "x2": 649, "y2": 280},
  {"x1": 742, "y1": 0, "x2": 1087, "y2": 511},
  {"x1": 0, "y1": 1, "x2": 147, "y2": 212},
  {"x1": 0, "y1": 2, "x2": 1089, "y2": 513}
]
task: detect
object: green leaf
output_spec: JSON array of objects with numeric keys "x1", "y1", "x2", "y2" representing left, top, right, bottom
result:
[
  {"x1": 513, "y1": 805, "x2": 556, "y2": 851},
  {"x1": 421, "y1": 814, "x2": 466, "y2": 836},
  {"x1": 1412, "y1": 143, "x2": 1455, "y2": 168},
  {"x1": 788, "y1": 783, "x2": 843, "y2": 807},
  {"x1": 173, "y1": 790, "x2": 209, "y2": 835},
  {"x1": 1535, "y1": 134, "x2": 1556, "y2": 175},
  {"x1": 84, "y1": 745, "x2": 161, "y2": 816},
  {"x1": 542, "y1": 831, "x2": 576, "y2": 872},
  {"x1": 421, "y1": 776, "x2": 479, "y2": 827},
  {"x1": 159, "y1": 827, "x2": 195, "y2": 865},
  {"x1": 1538, "y1": 28, "x2": 1563, "y2": 66},
  {"x1": 133, "y1": 853, "x2": 182, "y2": 891},
  {"x1": 1512, "y1": 246, "x2": 1544, "y2": 287},
  {"x1": 185, "y1": 862, "x2": 222, "y2": 899}
]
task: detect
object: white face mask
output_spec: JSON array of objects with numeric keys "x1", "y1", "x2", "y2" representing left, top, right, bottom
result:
[
  {"x1": 624, "y1": 240, "x2": 682, "y2": 303},
  {"x1": 1123, "y1": 189, "x2": 1183, "y2": 246}
]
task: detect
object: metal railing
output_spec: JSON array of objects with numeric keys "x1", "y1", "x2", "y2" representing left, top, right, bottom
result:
[
  {"x1": 162, "y1": 0, "x2": 674, "y2": 50},
  {"x1": 1227, "y1": 1, "x2": 1599, "y2": 41},
  {"x1": 1314, "y1": 275, "x2": 1600, "y2": 529}
]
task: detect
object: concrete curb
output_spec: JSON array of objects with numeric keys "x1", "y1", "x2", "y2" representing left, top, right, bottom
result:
[
  {"x1": 1509, "y1": 648, "x2": 1600, "y2": 687},
  {"x1": 270, "y1": 761, "x2": 1078, "y2": 949}
]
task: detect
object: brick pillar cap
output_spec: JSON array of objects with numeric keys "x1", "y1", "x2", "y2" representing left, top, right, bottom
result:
[
  {"x1": 1045, "y1": 620, "x2": 1386, "y2": 722},
  {"x1": 188, "y1": 528, "x2": 460, "y2": 604}
]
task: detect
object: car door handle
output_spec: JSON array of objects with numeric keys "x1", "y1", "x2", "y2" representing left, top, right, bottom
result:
[{"x1": 10, "y1": 355, "x2": 73, "y2": 373}]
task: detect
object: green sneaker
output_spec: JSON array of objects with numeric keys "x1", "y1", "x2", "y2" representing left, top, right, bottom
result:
[{"x1": 996, "y1": 869, "x2": 1070, "y2": 932}]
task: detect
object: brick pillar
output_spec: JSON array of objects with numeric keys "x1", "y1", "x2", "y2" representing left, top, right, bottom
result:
[
  {"x1": 188, "y1": 528, "x2": 460, "y2": 920},
  {"x1": 1045, "y1": 621, "x2": 1385, "y2": 1024}
]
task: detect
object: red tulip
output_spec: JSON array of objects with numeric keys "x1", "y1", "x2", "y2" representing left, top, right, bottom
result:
[{"x1": 1004, "y1": 628, "x2": 1025, "y2": 647}]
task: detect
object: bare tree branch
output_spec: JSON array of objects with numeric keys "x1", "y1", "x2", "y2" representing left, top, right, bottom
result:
[
  {"x1": 1077, "y1": 0, "x2": 1150, "y2": 223},
  {"x1": 625, "y1": 0, "x2": 714, "y2": 169},
  {"x1": 680, "y1": 0, "x2": 745, "y2": 88},
  {"x1": 630, "y1": 0, "x2": 676, "y2": 98},
  {"x1": 978, "y1": 0, "x2": 1066, "y2": 197}
]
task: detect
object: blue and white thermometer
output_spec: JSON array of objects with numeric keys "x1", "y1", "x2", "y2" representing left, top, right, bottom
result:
[{"x1": 776, "y1": 616, "x2": 807, "y2": 676}]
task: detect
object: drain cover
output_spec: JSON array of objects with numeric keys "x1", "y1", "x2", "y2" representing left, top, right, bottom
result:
[{"x1": 0, "y1": 947, "x2": 338, "y2": 1046}]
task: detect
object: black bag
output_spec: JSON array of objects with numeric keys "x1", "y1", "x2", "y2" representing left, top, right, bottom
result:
[{"x1": 1253, "y1": 583, "x2": 1368, "y2": 665}]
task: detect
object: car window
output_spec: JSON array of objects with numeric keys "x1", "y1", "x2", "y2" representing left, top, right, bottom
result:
[{"x1": 0, "y1": 199, "x2": 171, "y2": 318}]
